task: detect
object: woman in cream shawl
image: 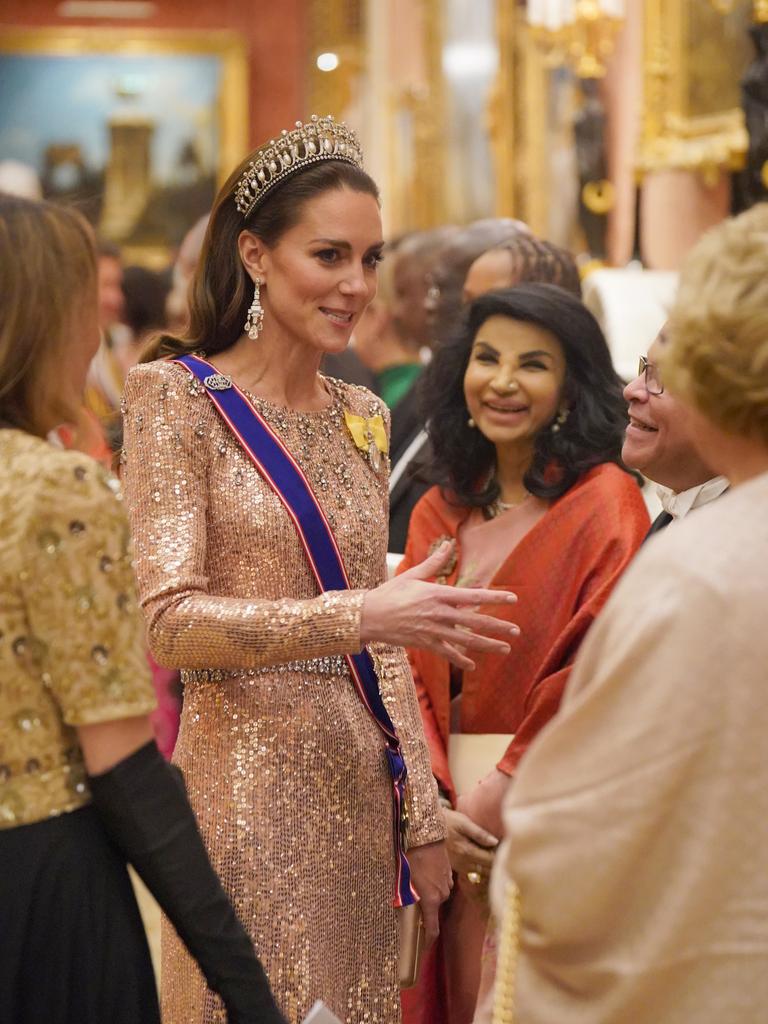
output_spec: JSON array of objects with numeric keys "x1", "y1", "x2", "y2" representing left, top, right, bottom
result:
[{"x1": 483, "y1": 203, "x2": 768, "y2": 1024}]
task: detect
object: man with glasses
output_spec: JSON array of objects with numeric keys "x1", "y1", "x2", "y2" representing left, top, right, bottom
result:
[{"x1": 622, "y1": 326, "x2": 728, "y2": 536}]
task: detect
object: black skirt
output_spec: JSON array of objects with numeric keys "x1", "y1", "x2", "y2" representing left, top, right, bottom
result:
[{"x1": 0, "y1": 804, "x2": 159, "y2": 1024}]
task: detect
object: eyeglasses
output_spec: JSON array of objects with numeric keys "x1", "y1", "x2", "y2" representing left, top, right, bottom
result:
[{"x1": 638, "y1": 355, "x2": 664, "y2": 395}]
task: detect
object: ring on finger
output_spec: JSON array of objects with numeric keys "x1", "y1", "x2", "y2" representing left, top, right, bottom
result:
[{"x1": 466, "y1": 869, "x2": 483, "y2": 886}]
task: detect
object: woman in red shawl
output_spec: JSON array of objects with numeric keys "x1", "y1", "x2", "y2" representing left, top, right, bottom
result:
[{"x1": 399, "y1": 284, "x2": 649, "y2": 1024}]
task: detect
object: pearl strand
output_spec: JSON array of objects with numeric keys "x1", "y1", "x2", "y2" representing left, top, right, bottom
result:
[{"x1": 492, "y1": 881, "x2": 521, "y2": 1024}]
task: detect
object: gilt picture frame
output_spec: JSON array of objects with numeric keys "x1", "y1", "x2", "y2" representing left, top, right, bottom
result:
[{"x1": 0, "y1": 27, "x2": 248, "y2": 266}]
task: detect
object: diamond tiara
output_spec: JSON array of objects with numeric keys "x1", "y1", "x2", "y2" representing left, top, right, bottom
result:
[{"x1": 234, "y1": 115, "x2": 364, "y2": 220}]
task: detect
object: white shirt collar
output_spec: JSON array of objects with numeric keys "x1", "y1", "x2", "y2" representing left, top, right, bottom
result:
[{"x1": 656, "y1": 476, "x2": 729, "y2": 520}]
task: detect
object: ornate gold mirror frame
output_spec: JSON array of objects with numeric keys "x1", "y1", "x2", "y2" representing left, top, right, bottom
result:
[{"x1": 639, "y1": 0, "x2": 752, "y2": 182}]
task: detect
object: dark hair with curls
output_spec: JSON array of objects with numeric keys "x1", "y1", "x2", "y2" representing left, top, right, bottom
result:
[
  {"x1": 143, "y1": 157, "x2": 379, "y2": 360},
  {"x1": 487, "y1": 235, "x2": 582, "y2": 299},
  {"x1": 420, "y1": 282, "x2": 633, "y2": 506}
]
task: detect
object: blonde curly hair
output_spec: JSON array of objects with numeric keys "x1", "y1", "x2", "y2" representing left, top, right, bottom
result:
[{"x1": 664, "y1": 202, "x2": 768, "y2": 444}]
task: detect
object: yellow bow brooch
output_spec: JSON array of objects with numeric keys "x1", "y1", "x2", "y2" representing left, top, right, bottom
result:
[{"x1": 344, "y1": 410, "x2": 389, "y2": 473}]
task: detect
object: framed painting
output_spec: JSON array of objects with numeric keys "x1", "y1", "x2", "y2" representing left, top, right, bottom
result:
[{"x1": 0, "y1": 27, "x2": 247, "y2": 265}]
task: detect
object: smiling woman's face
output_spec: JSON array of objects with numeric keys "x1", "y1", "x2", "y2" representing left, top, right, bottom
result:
[
  {"x1": 463, "y1": 315, "x2": 566, "y2": 453},
  {"x1": 248, "y1": 186, "x2": 384, "y2": 355}
]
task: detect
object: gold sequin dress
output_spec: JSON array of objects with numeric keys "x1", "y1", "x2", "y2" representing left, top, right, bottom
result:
[{"x1": 121, "y1": 360, "x2": 443, "y2": 1024}]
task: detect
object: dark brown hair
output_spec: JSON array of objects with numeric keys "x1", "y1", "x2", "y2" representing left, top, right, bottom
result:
[
  {"x1": 0, "y1": 194, "x2": 97, "y2": 435},
  {"x1": 421, "y1": 283, "x2": 632, "y2": 505},
  {"x1": 145, "y1": 156, "x2": 379, "y2": 360}
]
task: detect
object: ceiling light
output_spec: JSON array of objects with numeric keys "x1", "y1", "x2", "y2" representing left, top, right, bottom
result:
[{"x1": 316, "y1": 52, "x2": 340, "y2": 73}]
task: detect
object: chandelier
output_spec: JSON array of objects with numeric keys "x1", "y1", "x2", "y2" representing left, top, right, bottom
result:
[{"x1": 527, "y1": 0, "x2": 626, "y2": 78}]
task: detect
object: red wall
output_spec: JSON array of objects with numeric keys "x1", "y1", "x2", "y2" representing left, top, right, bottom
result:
[{"x1": 0, "y1": 0, "x2": 308, "y2": 147}]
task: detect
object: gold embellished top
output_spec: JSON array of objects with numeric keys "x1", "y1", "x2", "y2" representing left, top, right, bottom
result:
[
  {"x1": 0, "y1": 430, "x2": 156, "y2": 829},
  {"x1": 122, "y1": 360, "x2": 443, "y2": 1024}
]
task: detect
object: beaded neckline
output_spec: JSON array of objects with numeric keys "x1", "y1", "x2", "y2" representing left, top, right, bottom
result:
[{"x1": 240, "y1": 377, "x2": 342, "y2": 419}]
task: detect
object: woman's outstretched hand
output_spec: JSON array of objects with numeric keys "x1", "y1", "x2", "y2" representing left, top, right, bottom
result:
[{"x1": 360, "y1": 542, "x2": 519, "y2": 670}]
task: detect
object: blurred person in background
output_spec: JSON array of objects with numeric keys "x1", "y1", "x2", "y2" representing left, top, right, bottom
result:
[
  {"x1": 622, "y1": 324, "x2": 727, "y2": 537},
  {"x1": 484, "y1": 202, "x2": 768, "y2": 1024},
  {"x1": 399, "y1": 284, "x2": 648, "y2": 1024},
  {"x1": 391, "y1": 227, "x2": 459, "y2": 354},
  {"x1": 85, "y1": 238, "x2": 125, "y2": 422},
  {"x1": 463, "y1": 236, "x2": 582, "y2": 305},
  {"x1": 114, "y1": 264, "x2": 172, "y2": 375},
  {"x1": 387, "y1": 227, "x2": 458, "y2": 456},
  {"x1": 0, "y1": 194, "x2": 285, "y2": 1024},
  {"x1": 425, "y1": 219, "x2": 529, "y2": 347},
  {"x1": 352, "y1": 236, "x2": 425, "y2": 409},
  {"x1": 166, "y1": 213, "x2": 210, "y2": 332}
]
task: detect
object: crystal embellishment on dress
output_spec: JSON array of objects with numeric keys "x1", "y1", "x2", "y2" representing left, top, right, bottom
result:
[{"x1": 203, "y1": 373, "x2": 233, "y2": 392}]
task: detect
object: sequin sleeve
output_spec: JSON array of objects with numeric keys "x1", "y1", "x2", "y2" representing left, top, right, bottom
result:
[
  {"x1": 121, "y1": 361, "x2": 364, "y2": 670},
  {"x1": 20, "y1": 455, "x2": 156, "y2": 726}
]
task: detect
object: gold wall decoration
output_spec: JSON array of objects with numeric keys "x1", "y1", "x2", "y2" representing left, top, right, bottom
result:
[
  {"x1": 307, "y1": 0, "x2": 366, "y2": 120},
  {"x1": 0, "y1": 27, "x2": 247, "y2": 267},
  {"x1": 639, "y1": 0, "x2": 752, "y2": 181},
  {"x1": 527, "y1": 0, "x2": 625, "y2": 79},
  {"x1": 489, "y1": 3, "x2": 581, "y2": 246},
  {"x1": 709, "y1": 0, "x2": 768, "y2": 16},
  {"x1": 581, "y1": 178, "x2": 615, "y2": 214}
]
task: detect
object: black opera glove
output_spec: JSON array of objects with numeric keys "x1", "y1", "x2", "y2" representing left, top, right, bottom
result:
[{"x1": 88, "y1": 740, "x2": 286, "y2": 1024}]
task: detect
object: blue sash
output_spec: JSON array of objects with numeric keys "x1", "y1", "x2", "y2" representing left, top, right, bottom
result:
[{"x1": 174, "y1": 354, "x2": 416, "y2": 907}]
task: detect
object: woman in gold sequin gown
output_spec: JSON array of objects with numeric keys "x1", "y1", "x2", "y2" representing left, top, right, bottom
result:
[
  {"x1": 122, "y1": 118, "x2": 519, "y2": 1024},
  {"x1": 0, "y1": 196, "x2": 283, "y2": 1024}
]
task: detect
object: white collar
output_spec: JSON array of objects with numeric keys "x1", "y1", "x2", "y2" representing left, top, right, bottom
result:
[{"x1": 656, "y1": 476, "x2": 729, "y2": 520}]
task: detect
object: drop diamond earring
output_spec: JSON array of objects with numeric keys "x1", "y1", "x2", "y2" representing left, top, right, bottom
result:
[{"x1": 245, "y1": 279, "x2": 264, "y2": 340}]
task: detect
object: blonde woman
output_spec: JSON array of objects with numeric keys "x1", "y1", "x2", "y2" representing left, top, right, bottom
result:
[
  {"x1": 0, "y1": 195, "x2": 284, "y2": 1024},
  {"x1": 486, "y1": 203, "x2": 768, "y2": 1023}
]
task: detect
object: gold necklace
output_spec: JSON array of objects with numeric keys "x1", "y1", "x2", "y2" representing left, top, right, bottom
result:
[{"x1": 483, "y1": 491, "x2": 530, "y2": 520}]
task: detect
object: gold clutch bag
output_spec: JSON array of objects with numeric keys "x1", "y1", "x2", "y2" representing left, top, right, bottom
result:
[{"x1": 398, "y1": 902, "x2": 426, "y2": 989}]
